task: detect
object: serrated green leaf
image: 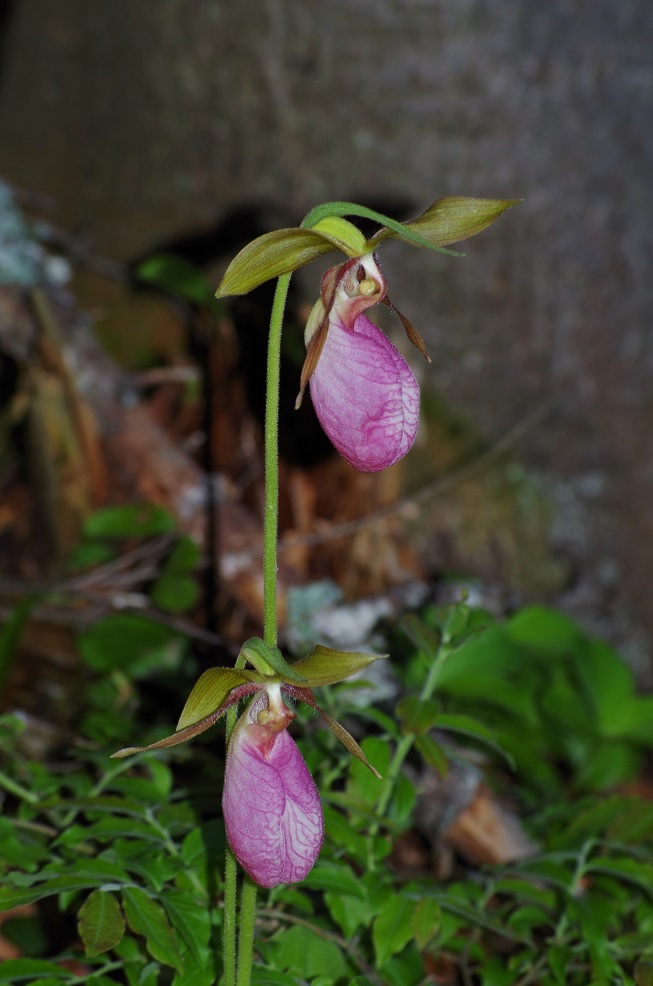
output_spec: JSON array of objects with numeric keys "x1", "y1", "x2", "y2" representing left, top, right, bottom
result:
[
  {"x1": 411, "y1": 897, "x2": 441, "y2": 950},
  {"x1": 77, "y1": 889, "x2": 125, "y2": 957},
  {"x1": 171, "y1": 949, "x2": 217, "y2": 986},
  {"x1": 250, "y1": 970, "x2": 303, "y2": 986},
  {"x1": 370, "y1": 196, "x2": 521, "y2": 249},
  {"x1": 268, "y1": 924, "x2": 348, "y2": 981},
  {"x1": 163, "y1": 890, "x2": 211, "y2": 959},
  {"x1": 176, "y1": 667, "x2": 262, "y2": 730},
  {"x1": 216, "y1": 228, "x2": 337, "y2": 296},
  {"x1": 301, "y1": 860, "x2": 366, "y2": 899},
  {"x1": 291, "y1": 644, "x2": 386, "y2": 686},
  {"x1": 414, "y1": 734, "x2": 449, "y2": 775},
  {"x1": 325, "y1": 890, "x2": 370, "y2": 938},
  {"x1": 122, "y1": 886, "x2": 183, "y2": 973},
  {"x1": 372, "y1": 895, "x2": 415, "y2": 967},
  {"x1": 78, "y1": 613, "x2": 185, "y2": 677}
]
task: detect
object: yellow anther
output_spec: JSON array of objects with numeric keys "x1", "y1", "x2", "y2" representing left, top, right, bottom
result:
[{"x1": 358, "y1": 277, "x2": 378, "y2": 296}]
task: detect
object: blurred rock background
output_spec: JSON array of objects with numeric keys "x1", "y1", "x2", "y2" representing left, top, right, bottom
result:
[{"x1": 0, "y1": 0, "x2": 651, "y2": 673}]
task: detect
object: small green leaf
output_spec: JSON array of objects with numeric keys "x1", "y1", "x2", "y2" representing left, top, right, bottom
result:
[
  {"x1": 415, "y1": 734, "x2": 449, "y2": 775},
  {"x1": 301, "y1": 860, "x2": 366, "y2": 899},
  {"x1": 83, "y1": 504, "x2": 175, "y2": 539},
  {"x1": 163, "y1": 890, "x2": 211, "y2": 959},
  {"x1": 291, "y1": 644, "x2": 386, "y2": 686},
  {"x1": 77, "y1": 889, "x2": 125, "y2": 957},
  {"x1": 216, "y1": 228, "x2": 337, "y2": 296},
  {"x1": 373, "y1": 895, "x2": 415, "y2": 967},
  {"x1": 78, "y1": 613, "x2": 186, "y2": 677},
  {"x1": 369, "y1": 196, "x2": 521, "y2": 249},
  {"x1": 176, "y1": 667, "x2": 262, "y2": 731},
  {"x1": 150, "y1": 572, "x2": 199, "y2": 613},
  {"x1": 397, "y1": 696, "x2": 440, "y2": 735},
  {"x1": 122, "y1": 886, "x2": 183, "y2": 973},
  {"x1": 268, "y1": 924, "x2": 349, "y2": 981},
  {"x1": 400, "y1": 614, "x2": 442, "y2": 659},
  {"x1": 136, "y1": 253, "x2": 218, "y2": 307}
]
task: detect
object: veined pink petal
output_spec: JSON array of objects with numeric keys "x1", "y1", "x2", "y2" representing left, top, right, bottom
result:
[
  {"x1": 222, "y1": 710, "x2": 324, "y2": 888},
  {"x1": 309, "y1": 312, "x2": 420, "y2": 472}
]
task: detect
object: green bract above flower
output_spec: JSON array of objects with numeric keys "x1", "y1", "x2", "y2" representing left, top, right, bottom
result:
[
  {"x1": 215, "y1": 197, "x2": 520, "y2": 298},
  {"x1": 111, "y1": 638, "x2": 386, "y2": 776}
]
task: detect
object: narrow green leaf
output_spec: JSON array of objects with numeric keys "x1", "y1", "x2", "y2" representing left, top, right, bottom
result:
[
  {"x1": 77, "y1": 889, "x2": 126, "y2": 957},
  {"x1": 0, "y1": 960, "x2": 71, "y2": 982},
  {"x1": 291, "y1": 644, "x2": 386, "y2": 686},
  {"x1": 434, "y1": 712, "x2": 515, "y2": 769},
  {"x1": 369, "y1": 196, "x2": 521, "y2": 249},
  {"x1": 176, "y1": 667, "x2": 262, "y2": 731},
  {"x1": 122, "y1": 885, "x2": 183, "y2": 973},
  {"x1": 216, "y1": 228, "x2": 337, "y2": 297}
]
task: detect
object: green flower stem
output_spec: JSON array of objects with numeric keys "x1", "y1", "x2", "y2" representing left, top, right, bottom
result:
[
  {"x1": 263, "y1": 273, "x2": 291, "y2": 649},
  {"x1": 223, "y1": 847, "x2": 238, "y2": 986},
  {"x1": 226, "y1": 274, "x2": 291, "y2": 986},
  {"x1": 0, "y1": 768, "x2": 39, "y2": 804},
  {"x1": 236, "y1": 878, "x2": 258, "y2": 986},
  {"x1": 223, "y1": 650, "x2": 247, "y2": 986}
]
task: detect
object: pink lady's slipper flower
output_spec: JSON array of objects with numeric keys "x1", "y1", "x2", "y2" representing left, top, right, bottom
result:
[
  {"x1": 222, "y1": 684, "x2": 323, "y2": 888},
  {"x1": 296, "y1": 253, "x2": 427, "y2": 473},
  {"x1": 112, "y1": 640, "x2": 383, "y2": 889}
]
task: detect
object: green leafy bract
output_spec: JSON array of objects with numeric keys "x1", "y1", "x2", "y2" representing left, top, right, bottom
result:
[
  {"x1": 368, "y1": 196, "x2": 522, "y2": 249},
  {"x1": 291, "y1": 644, "x2": 387, "y2": 686}
]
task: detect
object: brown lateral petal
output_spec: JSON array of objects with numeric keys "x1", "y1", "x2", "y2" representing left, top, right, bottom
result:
[
  {"x1": 287, "y1": 686, "x2": 382, "y2": 778},
  {"x1": 382, "y1": 296, "x2": 431, "y2": 363}
]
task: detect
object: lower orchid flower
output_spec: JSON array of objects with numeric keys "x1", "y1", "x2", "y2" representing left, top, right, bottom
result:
[
  {"x1": 222, "y1": 684, "x2": 323, "y2": 887},
  {"x1": 112, "y1": 640, "x2": 383, "y2": 888},
  {"x1": 295, "y1": 252, "x2": 429, "y2": 473}
]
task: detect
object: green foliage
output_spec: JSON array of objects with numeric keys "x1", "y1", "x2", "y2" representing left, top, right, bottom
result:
[{"x1": 1, "y1": 574, "x2": 653, "y2": 984}]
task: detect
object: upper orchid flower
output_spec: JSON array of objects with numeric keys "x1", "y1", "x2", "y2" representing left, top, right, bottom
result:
[
  {"x1": 215, "y1": 195, "x2": 519, "y2": 472},
  {"x1": 295, "y1": 252, "x2": 425, "y2": 472},
  {"x1": 112, "y1": 639, "x2": 383, "y2": 888}
]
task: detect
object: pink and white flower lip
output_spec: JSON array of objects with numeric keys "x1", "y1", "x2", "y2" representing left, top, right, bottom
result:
[
  {"x1": 222, "y1": 685, "x2": 324, "y2": 888},
  {"x1": 297, "y1": 253, "x2": 426, "y2": 473}
]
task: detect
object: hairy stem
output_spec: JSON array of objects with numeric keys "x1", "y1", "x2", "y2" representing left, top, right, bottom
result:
[{"x1": 263, "y1": 273, "x2": 291, "y2": 648}]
